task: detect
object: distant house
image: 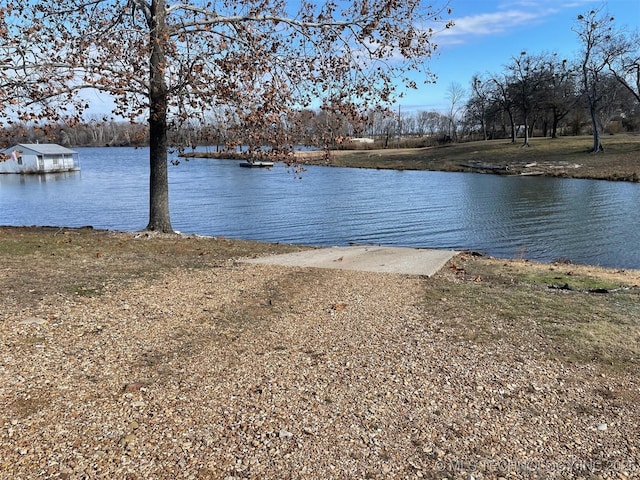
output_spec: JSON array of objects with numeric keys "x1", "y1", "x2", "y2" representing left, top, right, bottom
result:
[
  {"x1": 349, "y1": 137, "x2": 375, "y2": 144},
  {"x1": 0, "y1": 144, "x2": 80, "y2": 174}
]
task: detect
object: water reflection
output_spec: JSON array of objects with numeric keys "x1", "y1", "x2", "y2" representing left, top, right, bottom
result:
[{"x1": 0, "y1": 171, "x2": 80, "y2": 185}]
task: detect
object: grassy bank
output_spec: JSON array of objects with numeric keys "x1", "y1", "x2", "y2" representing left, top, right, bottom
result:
[
  {"x1": 2, "y1": 226, "x2": 639, "y2": 373},
  {"x1": 297, "y1": 134, "x2": 640, "y2": 182},
  {"x1": 427, "y1": 253, "x2": 640, "y2": 372}
]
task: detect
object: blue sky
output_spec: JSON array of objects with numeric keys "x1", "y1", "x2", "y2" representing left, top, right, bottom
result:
[
  {"x1": 82, "y1": 0, "x2": 639, "y2": 118},
  {"x1": 401, "y1": 0, "x2": 640, "y2": 113}
]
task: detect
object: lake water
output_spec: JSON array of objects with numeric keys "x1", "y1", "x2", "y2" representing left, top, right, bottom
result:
[{"x1": 1, "y1": 146, "x2": 639, "y2": 269}]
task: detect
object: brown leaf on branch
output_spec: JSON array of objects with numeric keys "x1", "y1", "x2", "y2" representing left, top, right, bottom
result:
[{"x1": 1, "y1": 0, "x2": 452, "y2": 231}]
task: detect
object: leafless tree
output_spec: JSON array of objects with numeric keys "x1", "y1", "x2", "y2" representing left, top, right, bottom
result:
[
  {"x1": 539, "y1": 54, "x2": 579, "y2": 138},
  {"x1": 445, "y1": 81, "x2": 466, "y2": 142},
  {"x1": 573, "y1": 7, "x2": 624, "y2": 152},
  {"x1": 507, "y1": 52, "x2": 550, "y2": 147},
  {"x1": 605, "y1": 31, "x2": 640, "y2": 103},
  {"x1": 468, "y1": 74, "x2": 493, "y2": 140},
  {"x1": 491, "y1": 73, "x2": 517, "y2": 143}
]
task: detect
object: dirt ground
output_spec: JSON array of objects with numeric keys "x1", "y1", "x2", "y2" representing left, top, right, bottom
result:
[
  {"x1": 2, "y1": 226, "x2": 639, "y2": 371},
  {"x1": 1, "y1": 227, "x2": 639, "y2": 478}
]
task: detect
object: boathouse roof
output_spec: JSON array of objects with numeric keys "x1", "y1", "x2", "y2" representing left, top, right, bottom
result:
[{"x1": 9, "y1": 144, "x2": 78, "y2": 155}]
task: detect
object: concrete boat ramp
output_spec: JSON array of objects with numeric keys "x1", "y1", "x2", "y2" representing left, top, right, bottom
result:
[{"x1": 241, "y1": 245, "x2": 459, "y2": 277}]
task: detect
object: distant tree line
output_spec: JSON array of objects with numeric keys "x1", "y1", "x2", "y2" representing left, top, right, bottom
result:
[
  {"x1": 0, "y1": 118, "x2": 148, "y2": 148},
  {"x1": 369, "y1": 8, "x2": 640, "y2": 150}
]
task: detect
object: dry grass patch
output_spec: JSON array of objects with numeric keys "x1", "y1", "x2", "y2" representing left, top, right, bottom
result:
[
  {"x1": 424, "y1": 253, "x2": 640, "y2": 372},
  {"x1": 0, "y1": 226, "x2": 307, "y2": 308},
  {"x1": 309, "y1": 133, "x2": 640, "y2": 181}
]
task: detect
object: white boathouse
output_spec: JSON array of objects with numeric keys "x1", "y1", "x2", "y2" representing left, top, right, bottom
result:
[{"x1": 0, "y1": 144, "x2": 80, "y2": 174}]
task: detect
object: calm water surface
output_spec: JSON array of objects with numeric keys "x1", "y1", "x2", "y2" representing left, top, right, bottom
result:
[{"x1": 1, "y1": 146, "x2": 639, "y2": 268}]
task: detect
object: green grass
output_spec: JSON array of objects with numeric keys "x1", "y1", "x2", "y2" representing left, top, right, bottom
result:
[{"x1": 516, "y1": 270, "x2": 628, "y2": 292}]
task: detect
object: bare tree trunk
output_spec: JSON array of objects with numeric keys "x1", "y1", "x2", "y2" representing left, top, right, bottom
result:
[
  {"x1": 448, "y1": 117, "x2": 457, "y2": 142},
  {"x1": 522, "y1": 111, "x2": 530, "y2": 147},
  {"x1": 551, "y1": 113, "x2": 560, "y2": 139},
  {"x1": 508, "y1": 110, "x2": 516, "y2": 143},
  {"x1": 589, "y1": 101, "x2": 604, "y2": 152},
  {"x1": 146, "y1": 0, "x2": 173, "y2": 233}
]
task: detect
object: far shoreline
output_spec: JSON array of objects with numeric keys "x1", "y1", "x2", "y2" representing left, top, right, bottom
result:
[{"x1": 183, "y1": 134, "x2": 640, "y2": 183}]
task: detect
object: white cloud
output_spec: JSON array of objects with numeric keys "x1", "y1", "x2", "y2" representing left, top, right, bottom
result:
[
  {"x1": 433, "y1": 0, "x2": 590, "y2": 46},
  {"x1": 448, "y1": 10, "x2": 544, "y2": 35}
]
